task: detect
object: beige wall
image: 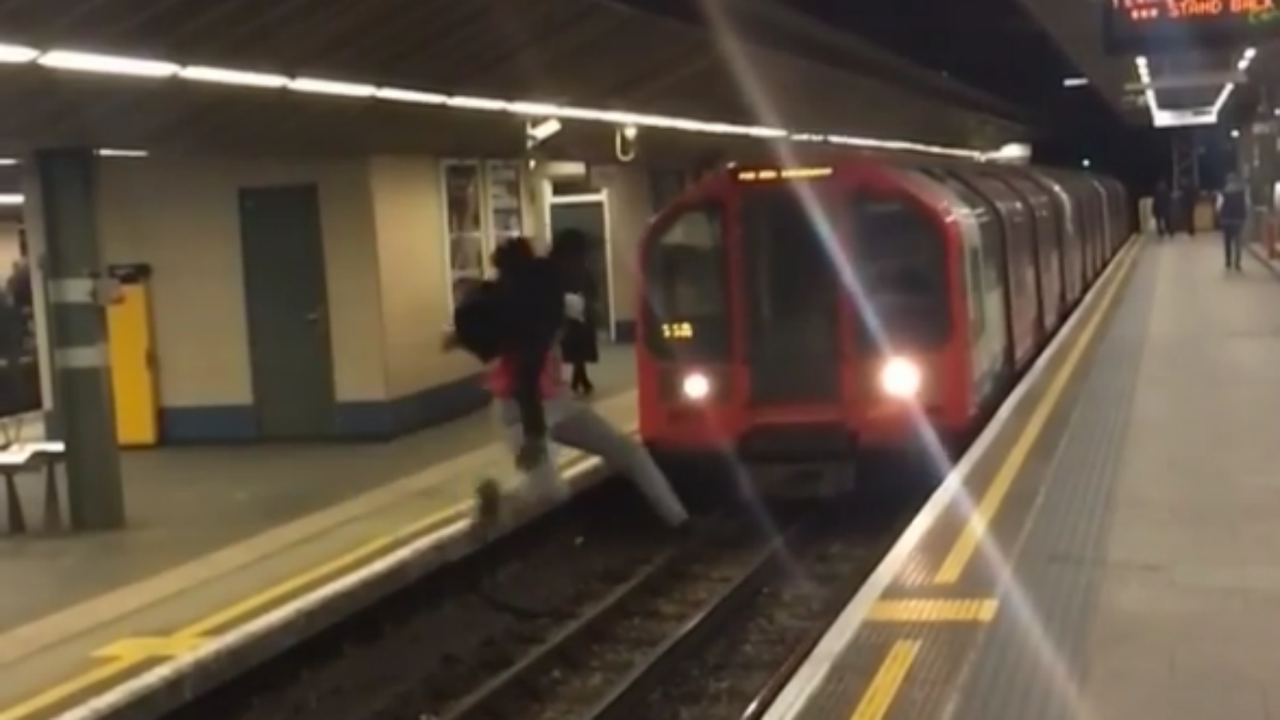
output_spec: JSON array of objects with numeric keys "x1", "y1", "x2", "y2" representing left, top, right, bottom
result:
[
  {"x1": 92, "y1": 153, "x2": 547, "y2": 414},
  {"x1": 369, "y1": 155, "x2": 547, "y2": 400},
  {"x1": 93, "y1": 155, "x2": 387, "y2": 409},
  {"x1": 591, "y1": 165, "x2": 653, "y2": 329},
  {"x1": 367, "y1": 155, "x2": 474, "y2": 398},
  {"x1": 0, "y1": 221, "x2": 23, "y2": 279},
  {"x1": 24, "y1": 153, "x2": 634, "y2": 434}
]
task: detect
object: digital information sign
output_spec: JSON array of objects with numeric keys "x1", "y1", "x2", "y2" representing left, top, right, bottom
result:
[{"x1": 1104, "y1": 0, "x2": 1280, "y2": 54}]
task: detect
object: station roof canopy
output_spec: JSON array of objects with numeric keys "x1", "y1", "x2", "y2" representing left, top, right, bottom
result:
[
  {"x1": 0, "y1": 0, "x2": 1028, "y2": 160},
  {"x1": 1014, "y1": 0, "x2": 1263, "y2": 129}
]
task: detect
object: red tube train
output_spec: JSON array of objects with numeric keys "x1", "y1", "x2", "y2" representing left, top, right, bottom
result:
[{"x1": 635, "y1": 159, "x2": 1130, "y2": 482}]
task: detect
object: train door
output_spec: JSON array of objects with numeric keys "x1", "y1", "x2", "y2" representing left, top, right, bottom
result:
[
  {"x1": 1025, "y1": 171, "x2": 1083, "y2": 306},
  {"x1": 1013, "y1": 171, "x2": 1069, "y2": 306},
  {"x1": 1077, "y1": 178, "x2": 1100, "y2": 277},
  {"x1": 738, "y1": 177, "x2": 845, "y2": 409},
  {"x1": 1057, "y1": 175, "x2": 1094, "y2": 289},
  {"x1": 1087, "y1": 178, "x2": 1114, "y2": 262},
  {"x1": 1063, "y1": 177, "x2": 1089, "y2": 277},
  {"x1": 943, "y1": 170, "x2": 1041, "y2": 366},
  {"x1": 997, "y1": 175, "x2": 1063, "y2": 332}
]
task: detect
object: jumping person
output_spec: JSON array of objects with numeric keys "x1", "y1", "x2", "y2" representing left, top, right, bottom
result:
[{"x1": 445, "y1": 237, "x2": 689, "y2": 528}]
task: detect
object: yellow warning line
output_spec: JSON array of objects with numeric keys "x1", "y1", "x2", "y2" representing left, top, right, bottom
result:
[
  {"x1": 0, "y1": 660, "x2": 136, "y2": 720},
  {"x1": 0, "y1": 500, "x2": 468, "y2": 720},
  {"x1": 931, "y1": 238, "x2": 1144, "y2": 585},
  {"x1": 848, "y1": 640, "x2": 922, "y2": 720},
  {"x1": 868, "y1": 598, "x2": 999, "y2": 624},
  {"x1": 173, "y1": 502, "x2": 470, "y2": 639},
  {"x1": 0, "y1": 447, "x2": 619, "y2": 720},
  {"x1": 93, "y1": 636, "x2": 212, "y2": 661}
]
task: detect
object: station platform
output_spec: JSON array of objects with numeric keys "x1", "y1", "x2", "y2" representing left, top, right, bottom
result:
[
  {"x1": 0, "y1": 347, "x2": 634, "y2": 720},
  {"x1": 764, "y1": 234, "x2": 1280, "y2": 720}
]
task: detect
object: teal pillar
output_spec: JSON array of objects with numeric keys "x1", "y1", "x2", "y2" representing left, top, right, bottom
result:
[{"x1": 35, "y1": 147, "x2": 125, "y2": 530}]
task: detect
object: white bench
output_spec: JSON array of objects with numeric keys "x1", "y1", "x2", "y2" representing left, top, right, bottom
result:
[{"x1": 0, "y1": 439, "x2": 68, "y2": 534}]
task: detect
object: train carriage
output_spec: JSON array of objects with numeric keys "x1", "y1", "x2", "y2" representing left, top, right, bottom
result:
[{"x1": 637, "y1": 157, "x2": 1130, "y2": 481}]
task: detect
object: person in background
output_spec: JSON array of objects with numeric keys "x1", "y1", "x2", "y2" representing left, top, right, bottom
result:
[
  {"x1": 550, "y1": 229, "x2": 600, "y2": 396},
  {"x1": 1167, "y1": 183, "x2": 1187, "y2": 237},
  {"x1": 445, "y1": 237, "x2": 690, "y2": 529},
  {"x1": 1153, "y1": 180, "x2": 1172, "y2": 239},
  {"x1": 1218, "y1": 172, "x2": 1249, "y2": 272}
]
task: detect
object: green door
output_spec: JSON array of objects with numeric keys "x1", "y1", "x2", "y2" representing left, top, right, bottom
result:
[{"x1": 238, "y1": 184, "x2": 337, "y2": 440}]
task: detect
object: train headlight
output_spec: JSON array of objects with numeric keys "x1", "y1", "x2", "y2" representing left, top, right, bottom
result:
[
  {"x1": 879, "y1": 356, "x2": 922, "y2": 399},
  {"x1": 681, "y1": 372, "x2": 712, "y2": 401}
]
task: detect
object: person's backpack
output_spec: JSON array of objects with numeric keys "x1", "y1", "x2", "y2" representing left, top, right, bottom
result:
[
  {"x1": 452, "y1": 281, "x2": 508, "y2": 363},
  {"x1": 451, "y1": 259, "x2": 567, "y2": 364}
]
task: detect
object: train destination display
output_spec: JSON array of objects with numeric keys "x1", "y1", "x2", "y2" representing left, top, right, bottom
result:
[{"x1": 1105, "y1": 0, "x2": 1280, "y2": 53}]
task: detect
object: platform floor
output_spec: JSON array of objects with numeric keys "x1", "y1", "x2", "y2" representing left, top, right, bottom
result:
[
  {"x1": 0, "y1": 346, "x2": 634, "y2": 719},
  {"x1": 947, "y1": 233, "x2": 1280, "y2": 720},
  {"x1": 767, "y1": 235, "x2": 1280, "y2": 720}
]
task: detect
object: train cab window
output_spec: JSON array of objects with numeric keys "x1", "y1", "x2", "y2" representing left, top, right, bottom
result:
[
  {"x1": 848, "y1": 190, "x2": 951, "y2": 351},
  {"x1": 642, "y1": 205, "x2": 729, "y2": 359}
]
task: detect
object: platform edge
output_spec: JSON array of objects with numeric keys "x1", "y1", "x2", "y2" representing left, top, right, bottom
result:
[
  {"x1": 758, "y1": 235, "x2": 1143, "y2": 720},
  {"x1": 44, "y1": 453, "x2": 614, "y2": 720}
]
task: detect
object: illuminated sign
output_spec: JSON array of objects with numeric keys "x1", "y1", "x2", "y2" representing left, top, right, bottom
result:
[
  {"x1": 1104, "y1": 0, "x2": 1280, "y2": 54},
  {"x1": 661, "y1": 322, "x2": 694, "y2": 339},
  {"x1": 735, "y1": 167, "x2": 833, "y2": 182}
]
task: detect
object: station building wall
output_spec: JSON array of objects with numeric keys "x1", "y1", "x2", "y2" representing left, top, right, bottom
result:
[
  {"x1": 24, "y1": 154, "x2": 553, "y2": 443},
  {"x1": 24, "y1": 154, "x2": 655, "y2": 444},
  {"x1": 0, "y1": 221, "x2": 24, "y2": 277},
  {"x1": 364, "y1": 154, "x2": 487, "y2": 431},
  {"x1": 93, "y1": 155, "x2": 390, "y2": 441},
  {"x1": 362, "y1": 155, "x2": 550, "y2": 435},
  {"x1": 586, "y1": 165, "x2": 653, "y2": 342}
]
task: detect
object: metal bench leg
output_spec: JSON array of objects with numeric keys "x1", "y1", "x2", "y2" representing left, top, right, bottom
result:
[
  {"x1": 4, "y1": 472, "x2": 25, "y2": 535},
  {"x1": 43, "y1": 464, "x2": 62, "y2": 533}
]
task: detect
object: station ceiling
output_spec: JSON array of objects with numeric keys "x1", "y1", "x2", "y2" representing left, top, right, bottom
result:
[
  {"x1": 0, "y1": 0, "x2": 1029, "y2": 162},
  {"x1": 1010, "y1": 0, "x2": 1256, "y2": 128},
  {"x1": 1006, "y1": 0, "x2": 1141, "y2": 118}
]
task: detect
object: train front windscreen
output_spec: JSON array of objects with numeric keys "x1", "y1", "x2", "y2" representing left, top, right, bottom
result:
[
  {"x1": 642, "y1": 205, "x2": 730, "y2": 363},
  {"x1": 848, "y1": 189, "x2": 952, "y2": 355}
]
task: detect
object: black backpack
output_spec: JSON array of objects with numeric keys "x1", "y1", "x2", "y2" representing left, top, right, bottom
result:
[
  {"x1": 452, "y1": 281, "x2": 508, "y2": 363},
  {"x1": 452, "y1": 260, "x2": 566, "y2": 364}
]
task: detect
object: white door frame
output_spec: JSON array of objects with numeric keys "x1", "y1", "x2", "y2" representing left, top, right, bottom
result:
[{"x1": 544, "y1": 191, "x2": 616, "y2": 341}]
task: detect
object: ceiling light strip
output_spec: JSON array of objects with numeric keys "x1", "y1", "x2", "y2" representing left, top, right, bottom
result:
[{"x1": 2, "y1": 42, "x2": 991, "y2": 159}]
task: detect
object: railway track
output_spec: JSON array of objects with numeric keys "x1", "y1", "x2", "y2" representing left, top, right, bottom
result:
[
  {"x1": 599, "y1": 492, "x2": 919, "y2": 720},
  {"x1": 435, "y1": 508, "x2": 811, "y2": 720},
  {"x1": 442, "y1": 484, "x2": 924, "y2": 720},
  {"x1": 160, "y1": 475, "x2": 927, "y2": 720}
]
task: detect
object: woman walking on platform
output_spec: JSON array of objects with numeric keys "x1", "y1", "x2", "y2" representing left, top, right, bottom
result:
[{"x1": 550, "y1": 229, "x2": 600, "y2": 396}]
